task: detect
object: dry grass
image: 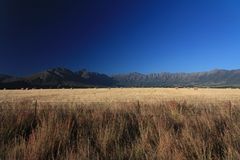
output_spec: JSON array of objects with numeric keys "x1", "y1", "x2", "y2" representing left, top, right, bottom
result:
[
  {"x1": 1, "y1": 88, "x2": 240, "y2": 104},
  {"x1": 1, "y1": 88, "x2": 240, "y2": 159}
]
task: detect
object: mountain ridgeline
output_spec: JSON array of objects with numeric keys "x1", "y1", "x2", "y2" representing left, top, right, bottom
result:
[
  {"x1": 0, "y1": 68, "x2": 116, "y2": 89},
  {"x1": 1, "y1": 68, "x2": 240, "y2": 88}
]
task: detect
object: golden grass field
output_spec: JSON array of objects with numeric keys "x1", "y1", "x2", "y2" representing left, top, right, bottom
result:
[
  {"x1": 1, "y1": 88, "x2": 240, "y2": 104},
  {"x1": 1, "y1": 88, "x2": 240, "y2": 160}
]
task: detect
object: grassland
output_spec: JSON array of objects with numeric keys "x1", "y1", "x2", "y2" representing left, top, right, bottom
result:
[
  {"x1": 1, "y1": 88, "x2": 240, "y2": 104},
  {"x1": 1, "y1": 88, "x2": 240, "y2": 159}
]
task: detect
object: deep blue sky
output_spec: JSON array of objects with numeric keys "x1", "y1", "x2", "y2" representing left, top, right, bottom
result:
[{"x1": 1, "y1": 0, "x2": 240, "y2": 76}]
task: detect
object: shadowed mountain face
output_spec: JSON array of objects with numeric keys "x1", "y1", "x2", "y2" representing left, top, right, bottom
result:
[
  {"x1": 0, "y1": 74, "x2": 12, "y2": 81},
  {"x1": 0, "y1": 68, "x2": 116, "y2": 88},
  {"x1": 113, "y1": 69, "x2": 240, "y2": 87},
  {"x1": 1, "y1": 68, "x2": 240, "y2": 88}
]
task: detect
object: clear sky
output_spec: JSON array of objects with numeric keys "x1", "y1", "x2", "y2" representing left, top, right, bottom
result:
[{"x1": 1, "y1": 0, "x2": 240, "y2": 76}]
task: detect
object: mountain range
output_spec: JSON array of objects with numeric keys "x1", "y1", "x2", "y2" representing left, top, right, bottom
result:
[{"x1": 1, "y1": 67, "x2": 240, "y2": 89}]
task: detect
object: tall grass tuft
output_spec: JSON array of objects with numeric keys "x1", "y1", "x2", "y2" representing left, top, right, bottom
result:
[{"x1": 1, "y1": 101, "x2": 240, "y2": 159}]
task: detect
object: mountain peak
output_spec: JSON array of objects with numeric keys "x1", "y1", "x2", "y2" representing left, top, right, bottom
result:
[{"x1": 1, "y1": 68, "x2": 240, "y2": 88}]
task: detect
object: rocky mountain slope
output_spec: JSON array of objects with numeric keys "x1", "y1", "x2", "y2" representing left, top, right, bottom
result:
[
  {"x1": 1, "y1": 68, "x2": 240, "y2": 88},
  {"x1": 0, "y1": 68, "x2": 116, "y2": 88},
  {"x1": 113, "y1": 69, "x2": 240, "y2": 87}
]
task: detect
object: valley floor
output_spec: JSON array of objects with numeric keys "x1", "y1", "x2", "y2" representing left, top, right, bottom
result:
[
  {"x1": 1, "y1": 88, "x2": 240, "y2": 104},
  {"x1": 1, "y1": 88, "x2": 240, "y2": 159}
]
